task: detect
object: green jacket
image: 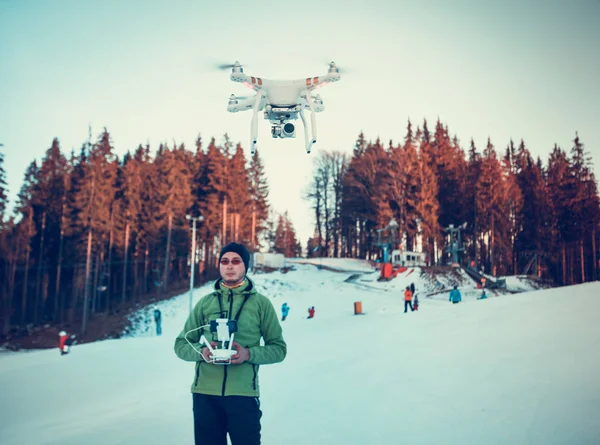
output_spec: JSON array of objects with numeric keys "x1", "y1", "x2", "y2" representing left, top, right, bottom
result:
[{"x1": 174, "y1": 277, "x2": 286, "y2": 397}]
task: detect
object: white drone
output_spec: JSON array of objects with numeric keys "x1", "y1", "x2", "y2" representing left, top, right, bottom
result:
[{"x1": 224, "y1": 61, "x2": 341, "y2": 154}]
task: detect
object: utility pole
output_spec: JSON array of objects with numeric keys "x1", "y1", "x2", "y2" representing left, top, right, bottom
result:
[
  {"x1": 186, "y1": 214, "x2": 204, "y2": 314},
  {"x1": 251, "y1": 205, "x2": 256, "y2": 249},
  {"x1": 444, "y1": 222, "x2": 467, "y2": 266}
]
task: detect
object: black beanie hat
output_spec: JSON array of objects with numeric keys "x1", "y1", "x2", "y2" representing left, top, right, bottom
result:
[{"x1": 219, "y1": 242, "x2": 250, "y2": 271}]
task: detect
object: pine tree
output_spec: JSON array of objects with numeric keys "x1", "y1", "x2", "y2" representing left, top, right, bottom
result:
[
  {"x1": 29, "y1": 138, "x2": 68, "y2": 322},
  {"x1": 500, "y1": 143, "x2": 523, "y2": 275},
  {"x1": 546, "y1": 144, "x2": 573, "y2": 284},
  {"x1": 198, "y1": 137, "x2": 228, "y2": 255},
  {"x1": 475, "y1": 138, "x2": 505, "y2": 273},
  {"x1": 514, "y1": 140, "x2": 547, "y2": 274},
  {"x1": 568, "y1": 133, "x2": 600, "y2": 282},
  {"x1": 431, "y1": 120, "x2": 468, "y2": 232},
  {"x1": 227, "y1": 143, "x2": 253, "y2": 246},
  {"x1": 14, "y1": 161, "x2": 40, "y2": 325},
  {"x1": 0, "y1": 149, "x2": 7, "y2": 228},
  {"x1": 416, "y1": 135, "x2": 440, "y2": 263},
  {"x1": 273, "y1": 212, "x2": 299, "y2": 257},
  {"x1": 465, "y1": 139, "x2": 481, "y2": 262}
]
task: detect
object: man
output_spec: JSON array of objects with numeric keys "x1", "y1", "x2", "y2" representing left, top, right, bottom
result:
[
  {"x1": 281, "y1": 302, "x2": 289, "y2": 321},
  {"x1": 58, "y1": 331, "x2": 68, "y2": 355},
  {"x1": 403, "y1": 286, "x2": 414, "y2": 313},
  {"x1": 174, "y1": 242, "x2": 287, "y2": 445},
  {"x1": 449, "y1": 285, "x2": 462, "y2": 304},
  {"x1": 153, "y1": 306, "x2": 162, "y2": 336}
]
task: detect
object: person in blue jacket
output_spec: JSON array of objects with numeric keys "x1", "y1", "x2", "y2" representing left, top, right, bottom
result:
[
  {"x1": 281, "y1": 302, "x2": 290, "y2": 321},
  {"x1": 478, "y1": 290, "x2": 488, "y2": 300},
  {"x1": 153, "y1": 306, "x2": 162, "y2": 335},
  {"x1": 449, "y1": 285, "x2": 462, "y2": 304}
]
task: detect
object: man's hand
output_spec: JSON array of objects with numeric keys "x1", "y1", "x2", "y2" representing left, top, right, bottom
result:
[
  {"x1": 201, "y1": 342, "x2": 218, "y2": 363},
  {"x1": 230, "y1": 341, "x2": 250, "y2": 364}
]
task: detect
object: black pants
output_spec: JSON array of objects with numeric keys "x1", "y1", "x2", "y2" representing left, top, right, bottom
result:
[
  {"x1": 404, "y1": 301, "x2": 414, "y2": 312},
  {"x1": 193, "y1": 393, "x2": 262, "y2": 445}
]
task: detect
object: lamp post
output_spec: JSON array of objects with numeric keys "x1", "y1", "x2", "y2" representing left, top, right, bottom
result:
[{"x1": 186, "y1": 214, "x2": 204, "y2": 314}]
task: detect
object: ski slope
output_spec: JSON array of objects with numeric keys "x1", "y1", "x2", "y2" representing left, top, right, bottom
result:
[{"x1": 1, "y1": 263, "x2": 599, "y2": 445}]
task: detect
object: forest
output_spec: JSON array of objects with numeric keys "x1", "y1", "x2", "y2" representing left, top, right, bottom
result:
[{"x1": 0, "y1": 118, "x2": 598, "y2": 340}]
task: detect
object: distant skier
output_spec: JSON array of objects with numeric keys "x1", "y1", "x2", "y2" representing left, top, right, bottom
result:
[
  {"x1": 404, "y1": 287, "x2": 414, "y2": 313},
  {"x1": 281, "y1": 302, "x2": 290, "y2": 321},
  {"x1": 65, "y1": 334, "x2": 76, "y2": 352},
  {"x1": 153, "y1": 306, "x2": 162, "y2": 336},
  {"x1": 58, "y1": 331, "x2": 68, "y2": 355},
  {"x1": 449, "y1": 285, "x2": 462, "y2": 304},
  {"x1": 307, "y1": 306, "x2": 315, "y2": 319},
  {"x1": 410, "y1": 282, "x2": 418, "y2": 311},
  {"x1": 478, "y1": 290, "x2": 488, "y2": 300}
]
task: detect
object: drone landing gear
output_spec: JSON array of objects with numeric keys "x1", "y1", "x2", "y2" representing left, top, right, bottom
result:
[
  {"x1": 300, "y1": 91, "x2": 318, "y2": 154},
  {"x1": 250, "y1": 93, "x2": 263, "y2": 155}
]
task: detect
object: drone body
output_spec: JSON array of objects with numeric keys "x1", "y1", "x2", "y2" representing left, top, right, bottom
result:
[{"x1": 225, "y1": 61, "x2": 341, "y2": 154}]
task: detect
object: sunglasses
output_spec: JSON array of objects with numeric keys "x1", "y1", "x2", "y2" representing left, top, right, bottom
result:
[{"x1": 220, "y1": 258, "x2": 243, "y2": 266}]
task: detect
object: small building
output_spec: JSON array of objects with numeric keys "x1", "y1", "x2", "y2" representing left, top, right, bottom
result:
[
  {"x1": 251, "y1": 252, "x2": 285, "y2": 270},
  {"x1": 391, "y1": 250, "x2": 426, "y2": 267}
]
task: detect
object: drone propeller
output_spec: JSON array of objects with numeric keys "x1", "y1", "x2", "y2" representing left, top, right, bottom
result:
[
  {"x1": 216, "y1": 61, "x2": 246, "y2": 71},
  {"x1": 322, "y1": 60, "x2": 349, "y2": 74},
  {"x1": 229, "y1": 93, "x2": 253, "y2": 101}
]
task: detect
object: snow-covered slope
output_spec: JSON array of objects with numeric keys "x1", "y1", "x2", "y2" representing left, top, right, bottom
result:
[{"x1": 1, "y1": 262, "x2": 599, "y2": 445}]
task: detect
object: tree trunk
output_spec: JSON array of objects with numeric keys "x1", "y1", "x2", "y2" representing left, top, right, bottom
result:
[
  {"x1": 580, "y1": 238, "x2": 585, "y2": 283},
  {"x1": 34, "y1": 212, "x2": 46, "y2": 324},
  {"x1": 54, "y1": 216, "x2": 65, "y2": 323},
  {"x1": 163, "y1": 213, "x2": 173, "y2": 292},
  {"x1": 21, "y1": 208, "x2": 34, "y2": 326},
  {"x1": 222, "y1": 197, "x2": 228, "y2": 246},
  {"x1": 106, "y1": 209, "x2": 114, "y2": 312},
  {"x1": 592, "y1": 228, "x2": 597, "y2": 281},
  {"x1": 92, "y1": 252, "x2": 101, "y2": 314},
  {"x1": 3, "y1": 258, "x2": 15, "y2": 336},
  {"x1": 4, "y1": 235, "x2": 21, "y2": 336},
  {"x1": 122, "y1": 223, "x2": 130, "y2": 305},
  {"x1": 143, "y1": 243, "x2": 149, "y2": 300},
  {"x1": 82, "y1": 229, "x2": 93, "y2": 334},
  {"x1": 569, "y1": 245, "x2": 574, "y2": 285},
  {"x1": 251, "y1": 205, "x2": 256, "y2": 250},
  {"x1": 561, "y1": 243, "x2": 567, "y2": 285}
]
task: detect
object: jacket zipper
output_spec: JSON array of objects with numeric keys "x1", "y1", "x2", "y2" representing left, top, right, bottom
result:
[
  {"x1": 221, "y1": 366, "x2": 228, "y2": 396},
  {"x1": 194, "y1": 361, "x2": 201, "y2": 387},
  {"x1": 221, "y1": 288, "x2": 234, "y2": 396}
]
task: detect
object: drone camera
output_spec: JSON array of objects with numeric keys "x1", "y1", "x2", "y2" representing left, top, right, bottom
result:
[
  {"x1": 283, "y1": 123, "x2": 295, "y2": 137},
  {"x1": 271, "y1": 122, "x2": 296, "y2": 139}
]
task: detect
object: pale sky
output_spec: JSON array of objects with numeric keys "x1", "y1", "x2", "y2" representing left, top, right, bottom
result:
[{"x1": 1, "y1": 0, "x2": 599, "y2": 245}]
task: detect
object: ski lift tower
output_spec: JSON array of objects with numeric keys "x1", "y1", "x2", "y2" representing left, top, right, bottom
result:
[
  {"x1": 375, "y1": 218, "x2": 399, "y2": 263},
  {"x1": 444, "y1": 222, "x2": 467, "y2": 266}
]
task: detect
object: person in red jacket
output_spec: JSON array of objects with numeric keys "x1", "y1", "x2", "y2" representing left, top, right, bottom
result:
[
  {"x1": 404, "y1": 287, "x2": 414, "y2": 313},
  {"x1": 58, "y1": 331, "x2": 68, "y2": 355},
  {"x1": 307, "y1": 306, "x2": 315, "y2": 319}
]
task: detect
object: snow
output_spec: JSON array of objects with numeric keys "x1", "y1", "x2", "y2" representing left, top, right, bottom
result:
[
  {"x1": 285, "y1": 257, "x2": 375, "y2": 272},
  {"x1": 1, "y1": 261, "x2": 599, "y2": 445}
]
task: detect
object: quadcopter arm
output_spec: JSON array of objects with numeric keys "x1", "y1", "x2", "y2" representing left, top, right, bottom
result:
[{"x1": 228, "y1": 94, "x2": 267, "y2": 113}]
